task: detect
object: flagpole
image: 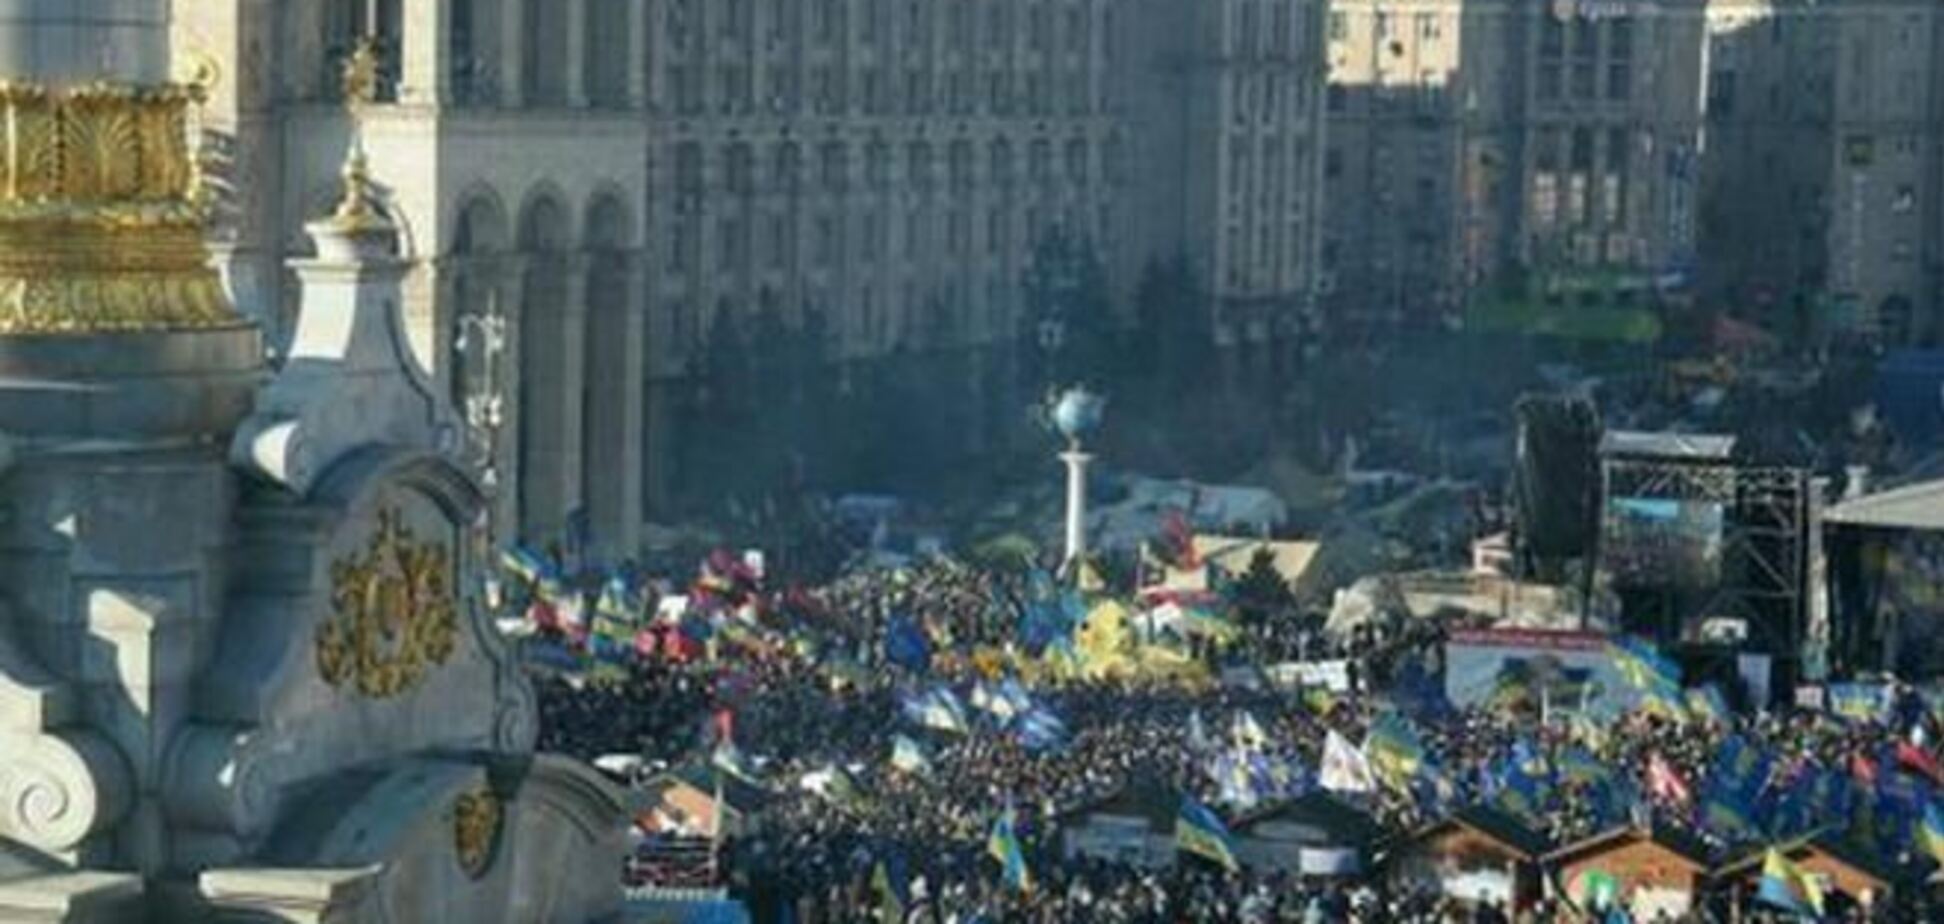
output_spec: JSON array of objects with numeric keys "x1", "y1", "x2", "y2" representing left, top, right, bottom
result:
[{"x1": 711, "y1": 762, "x2": 724, "y2": 885}]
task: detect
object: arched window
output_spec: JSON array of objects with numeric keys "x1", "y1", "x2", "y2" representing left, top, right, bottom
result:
[
  {"x1": 581, "y1": 196, "x2": 632, "y2": 531},
  {"x1": 449, "y1": 194, "x2": 507, "y2": 410},
  {"x1": 773, "y1": 142, "x2": 803, "y2": 195},
  {"x1": 949, "y1": 140, "x2": 974, "y2": 195},
  {"x1": 516, "y1": 195, "x2": 572, "y2": 538},
  {"x1": 990, "y1": 137, "x2": 1015, "y2": 189}
]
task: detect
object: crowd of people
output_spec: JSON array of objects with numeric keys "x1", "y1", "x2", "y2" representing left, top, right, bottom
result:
[{"x1": 520, "y1": 554, "x2": 1944, "y2": 923}]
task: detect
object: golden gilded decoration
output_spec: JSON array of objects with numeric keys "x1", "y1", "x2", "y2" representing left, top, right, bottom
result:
[
  {"x1": 317, "y1": 508, "x2": 460, "y2": 699},
  {"x1": 0, "y1": 81, "x2": 234, "y2": 335},
  {"x1": 452, "y1": 788, "x2": 503, "y2": 880},
  {"x1": 329, "y1": 37, "x2": 392, "y2": 236}
]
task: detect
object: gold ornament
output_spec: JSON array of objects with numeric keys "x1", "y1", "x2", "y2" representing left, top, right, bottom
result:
[
  {"x1": 0, "y1": 81, "x2": 235, "y2": 334},
  {"x1": 452, "y1": 788, "x2": 503, "y2": 880},
  {"x1": 316, "y1": 508, "x2": 459, "y2": 699}
]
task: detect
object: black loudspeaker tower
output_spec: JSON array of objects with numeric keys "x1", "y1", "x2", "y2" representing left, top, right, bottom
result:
[{"x1": 1513, "y1": 394, "x2": 1601, "y2": 563}]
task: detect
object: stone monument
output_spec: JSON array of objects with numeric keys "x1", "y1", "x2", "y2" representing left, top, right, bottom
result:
[{"x1": 0, "y1": 3, "x2": 626, "y2": 921}]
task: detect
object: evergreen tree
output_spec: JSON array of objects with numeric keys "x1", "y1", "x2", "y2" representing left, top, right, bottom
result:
[{"x1": 1233, "y1": 547, "x2": 1294, "y2": 628}]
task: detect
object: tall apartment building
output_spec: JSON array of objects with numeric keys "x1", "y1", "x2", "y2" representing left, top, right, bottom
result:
[
  {"x1": 177, "y1": 1, "x2": 1330, "y2": 552},
  {"x1": 1325, "y1": 0, "x2": 1709, "y2": 334},
  {"x1": 1127, "y1": 0, "x2": 1329, "y2": 365},
  {"x1": 1701, "y1": 0, "x2": 1944, "y2": 346}
]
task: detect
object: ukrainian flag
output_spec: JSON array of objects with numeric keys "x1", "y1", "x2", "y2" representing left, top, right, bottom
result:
[
  {"x1": 1756, "y1": 847, "x2": 1825, "y2": 917},
  {"x1": 1175, "y1": 797, "x2": 1241, "y2": 872},
  {"x1": 1366, "y1": 713, "x2": 1427, "y2": 788},
  {"x1": 1922, "y1": 801, "x2": 1944, "y2": 865},
  {"x1": 1608, "y1": 636, "x2": 1681, "y2": 691},
  {"x1": 987, "y1": 808, "x2": 1032, "y2": 892},
  {"x1": 499, "y1": 544, "x2": 551, "y2": 584},
  {"x1": 872, "y1": 856, "x2": 909, "y2": 921},
  {"x1": 1686, "y1": 684, "x2": 1730, "y2": 725}
]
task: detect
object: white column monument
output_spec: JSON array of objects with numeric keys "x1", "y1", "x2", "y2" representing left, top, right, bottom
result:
[{"x1": 1051, "y1": 387, "x2": 1106, "y2": 573}]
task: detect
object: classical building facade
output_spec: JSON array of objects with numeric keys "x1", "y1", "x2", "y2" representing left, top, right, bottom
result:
[
  {"x1": 178, "y1": 0, "x2": 1331, "y2": 552},
  {"x1": 1327, "y1": 0, "x2": 1944, "y2": 346},
  {"x1": 1325, "y1": 0, "x2": 1710, "y2": 334},
  {"x1": 1700, "y1": 0, "x2": 1944, "y2": 345}
]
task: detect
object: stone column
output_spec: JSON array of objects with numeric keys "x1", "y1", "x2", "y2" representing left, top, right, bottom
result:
[
  {"x1": 617, "y1": 252, "x2": 648, "y2": 551},
  {"x1": 558, "y1": 255, "x2": 590, "y2": 532},
  {"x1": 400, "y1": 0, "x2": 452, "y2": 106},
  {"x1": 427, "y1": 258, "x2": 462, "y2": 405},
  {"x1": 626, "y1": 0, "x2": 649, "y2": 108},
  {"x1": 1061, "y1": 449, "x2": 1092, "y2": 567},
  {"x1": 499, "y1": 0, "x2": 526, "y2": 107},
  {"x1": 564, "y1": 0, "x2": 589, "y2": 108},
  {"x1": 496, "y1": 256, "x2": 529, "y2": 539}
]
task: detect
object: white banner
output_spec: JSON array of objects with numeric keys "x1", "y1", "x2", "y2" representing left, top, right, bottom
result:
[
  {"x1": 1264, "y1": 660, "x2": 1352, "y2": 693},
  {"x1": 1298, "y1": 847, "x2": 1363, "y2": 876}
]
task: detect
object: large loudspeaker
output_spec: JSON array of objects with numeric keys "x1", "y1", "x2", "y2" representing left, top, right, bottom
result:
[{"x1": 1514, "y1": 395, "x2": 1601, "y2": 560}]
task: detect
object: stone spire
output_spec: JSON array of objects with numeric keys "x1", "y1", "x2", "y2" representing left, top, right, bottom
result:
[{"x1": 0, "y1": 0, "x2": 235, "y2": 334}]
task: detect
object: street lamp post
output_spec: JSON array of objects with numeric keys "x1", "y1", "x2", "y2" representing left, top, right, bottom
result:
[{"x1": 456, "y1": 286, "x2": 509, "y2": 536}]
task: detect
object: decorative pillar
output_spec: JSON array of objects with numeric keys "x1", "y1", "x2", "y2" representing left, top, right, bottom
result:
[
  {"x1": 627, "y1": 0, "x2": 650, "y2": 108},
  {"x1": 496, "y1": 255, "x2": 529, "y2": 538},
  {"x1": 399, "y1": 0, "x2": 450, "y2": 105},
  {"x1": 564, "y1": 0, "x2": 589, "y2": 108},
  {"x1": 556, "y1": 255, "x2": 591, "y2": 535},
  {"x1": 499, "y1": 0, "x2": 526, "y2": 107},
  {"x1": 618, "y1": 251, "x2": 648, "y2": 549},
  {"x1": 1061, "y1": 449, "x2": 1092, "y2": 567}
]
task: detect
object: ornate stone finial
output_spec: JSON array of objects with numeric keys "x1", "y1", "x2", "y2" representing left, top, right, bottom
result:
[
  {"x1": 342, "y1": 36, "x2": 384, "y2": 107},
  {"x1": 329, "y1": 37, "x2": 392, "y2": 237},
  {"x1": 329, "y1": 146, "x2": 390, "y2": 235}
]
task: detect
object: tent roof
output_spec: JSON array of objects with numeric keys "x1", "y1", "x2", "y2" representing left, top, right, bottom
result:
[{"x1": 1825, "y1": 477, "x2": 1944, "y2": 531}]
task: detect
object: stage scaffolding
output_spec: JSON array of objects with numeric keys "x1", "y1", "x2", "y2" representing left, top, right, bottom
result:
[{"x1": 1598, "y1": 432, "x2": 1811, "y2": 682}]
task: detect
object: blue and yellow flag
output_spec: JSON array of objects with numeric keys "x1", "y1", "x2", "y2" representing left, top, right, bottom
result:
[
  {"x1": 1756, "y1": 847, "x2": 1824, "y2": 917},
  {"x1": 1686, "y1": 684, "x2": 1731, "y2": 725},
  {"x1": 1176, "y1": 797, "x2": 1241, "y2": 872},
  {"x1": 1829, "y1": 683, "x2": 1893, "y2": 724},
  {"x1": 1609, "y1": 635, "x2": 1680, "y2": 691},
  {"x1": 1366, "y1": 712, "x2": 1427, "y2": 788},
  {"x1": 872, "y1": 855, "x2": 909, "y2": 920},
  {"x1": 1920, "y1": 800, "x2": 1944, "y2": 865},
  {"x1": 987, "y1": 808, "x2": 1032, "y2": 892}
]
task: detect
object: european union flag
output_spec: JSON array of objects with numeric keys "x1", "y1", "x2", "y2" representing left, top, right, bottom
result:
[{"x1": 885, "y1": 616, "x2": 933, "y2": 673}]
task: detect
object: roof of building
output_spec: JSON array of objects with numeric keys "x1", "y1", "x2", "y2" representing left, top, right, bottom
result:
[
  {"x1": 1230, "y1": 791, "x2": 1384, "y2": 847},
  {"x1": 1824, "y1": 477, "x2": 1944, "y2": 531},
  {"x1": 1544, "y1": 824, "x2": 1716, "y2": 871},
  {"x1": 1712, "y1": 830, "x2": 1912, "y2": 890},
  {"x1": 1599, "y1": 430, "x2": 1738, "y2": 463},
  {"x1": 1404, "y1": 805, "x2": 1552, "y2": 859},
  {"x1": 651, "y1": 764, "x2": 772, "y2": 816},
  {"x1": 1057, "y1": 779, "x2": 1180, "y2": 831}
]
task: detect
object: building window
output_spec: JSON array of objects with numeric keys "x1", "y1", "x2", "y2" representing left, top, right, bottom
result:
[
  {"x1": 1417, "y1": 14, "x2": 1440, "y2": 41},
  {"x1": 1328, "y1": 12, "x2": 1347, "y2": 42},
  {"x1": 1893, "y1": 185, "x2": 1917, "y2": 213}
]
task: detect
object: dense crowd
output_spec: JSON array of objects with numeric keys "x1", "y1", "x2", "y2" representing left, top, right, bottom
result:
[{"x1": 524, "y1": 559, "x2": 1944, "y2": 923}]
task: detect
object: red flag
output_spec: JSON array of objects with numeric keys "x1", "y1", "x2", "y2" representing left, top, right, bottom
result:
[
  {"x1": 634, "y1": 628, "x2": 659, "y2": 659},
  {"x1": 528, "y1": 599, "x2": 559, "y2": 631},
  {"x1": 1162, "y1": 509, "x2": 1198, "y2": 568},
  {"x1": 713, "y1": 708, "x2": 735, "y2": 747},
  {"x1": 1647, "y1": 753, "x2": 1692, "y2": 804},
  {"x1": 1896, "y1": 740, "x2": 1944, "y2": 784}
]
